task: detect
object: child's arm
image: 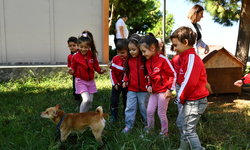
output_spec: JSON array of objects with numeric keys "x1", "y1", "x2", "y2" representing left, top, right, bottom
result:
[
  {"x1": 110, "y1": 68, "x2": 118, "y2": 86},
  {"x1": 234, "y1": 73, "x2": 250, "y2": 87},
  {"x1": 163, "y1": 57, "x2": 177, "y2": 91},
  {"x1": 110, "y1": 62, "x2": 124, "y2": 73},
  {"x1": 234, "y1": 80, "x2": 243, "y2": 87},
  {"x1": 93, "y1": 57, "x2": 106, "y2": 74},
  {"x1": 68, "y1": 56, "x2": 76, "y2": 75},
  {"x1": 67, "y1": 55, "x2": 72, "y2": 68},
  {"x1": 122, "y1": 73, "x2": 129, "y2": 88}
]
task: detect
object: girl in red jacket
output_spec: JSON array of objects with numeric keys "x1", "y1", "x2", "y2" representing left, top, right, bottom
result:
[
  {"x1": 121, "y1": 34, "x2": 149, "y2": 133},
  {"x1": 139, "y1": 33, "x2": 176, "y2": 138},
  {"x1": 68, "y1": 30, "x2": 106, "y2": 113}
]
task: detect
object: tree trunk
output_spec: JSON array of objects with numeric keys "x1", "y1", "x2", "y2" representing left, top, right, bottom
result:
[
  {"x1": 235, "y1": 0, "x2": 250, "y2": 76},
  {"x1": 108, "y1": 4, "x2": 115, "y2": 31}
]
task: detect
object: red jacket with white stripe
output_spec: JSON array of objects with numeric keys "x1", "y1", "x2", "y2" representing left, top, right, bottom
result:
[
  {"x1": 70, "y1": 50, "x2": 102, "y2": 81},
  {"x1": 171, "y1": 54, "x2": 180, "y2": 84},
  {"x1": 123, "y1": 55, "x2": 147, "y2": 92},
  {"x1": 241, "y1": 73, "x2": 250, "y2": 85},
  {"x1": 67, "y1": 52, "x2": 76, "y2": 68},
  {"x1": 177, "y1": 48, "x2": 209, "y2": 104},
  {"x1": 146, "y1": 52, "x2": 176, "y2": 93},
  {"x1": 110, "y1": 55, "x2": 126, "y2": 86}
]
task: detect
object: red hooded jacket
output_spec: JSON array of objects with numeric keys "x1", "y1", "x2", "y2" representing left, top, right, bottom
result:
[
  {"x1": 123, "y1": 55, "x2": 147, "y2": 92},
  {"x1": 177, "y1": 48, "x2": 209, "y2": 104},
  {"x1": 70, "y1": 50, "x2": 102, "y2": 81},
  {"x1": 146, "y1": 52, "x2": 176, "y2": 93},
  {"x1": 110, "y1": 55, "x2": 126, "y2": 86}
]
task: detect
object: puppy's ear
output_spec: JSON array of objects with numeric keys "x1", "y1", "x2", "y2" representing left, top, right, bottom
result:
[{"x1": 55, "y1": 104, "x2": 61, "y2": 110}]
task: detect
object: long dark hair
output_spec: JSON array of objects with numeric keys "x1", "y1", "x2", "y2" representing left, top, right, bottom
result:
[
  {"x1": 124, "y1": 34, "x2": 147, "y2": 77},
  {"x1": 78, "y1": 30, "x2": 98, "y2": 59},
  {"x1": 138, "y1": 33, "x2": 159, "y2": 75}
]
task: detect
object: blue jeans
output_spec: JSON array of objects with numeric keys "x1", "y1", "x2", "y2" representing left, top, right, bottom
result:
[
  {"x1": 176, "y1": 97, "x2": 208, "y2": 150},
  {"x1": 125, "y1": 91, "x2": 149, "y2": 129}
]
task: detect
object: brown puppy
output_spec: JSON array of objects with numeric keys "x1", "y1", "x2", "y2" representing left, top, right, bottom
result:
[{"x1": 40, "y1": 104, "x2": 108, "y2": 145}]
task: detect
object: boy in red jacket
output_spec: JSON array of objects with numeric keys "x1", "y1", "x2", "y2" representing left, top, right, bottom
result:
[
  {"x1": 67, "y1": 36, "x2": 81, "y2": 102},
  {"x1": 170, "y1": 26, "x2": 209, "y2": 150},
  {"x1": 109, "y1": 39, "x2": 128, "y2": 122}
]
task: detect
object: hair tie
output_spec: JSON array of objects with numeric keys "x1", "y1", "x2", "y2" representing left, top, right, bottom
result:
[
  {"x1": 131, "y1": 37, "x2": 139, "y2": 42},
  {"x1": 78, "y1": 33, "x2": 91, "y2": 40}
]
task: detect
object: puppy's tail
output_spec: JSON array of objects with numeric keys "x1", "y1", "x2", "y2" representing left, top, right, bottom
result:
[{"x1": 96, "y1": 106, "x2": 103, "y2": 117}]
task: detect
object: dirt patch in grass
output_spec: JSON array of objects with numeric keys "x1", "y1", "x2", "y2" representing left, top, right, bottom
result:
[{"x1": 207, "y1": 90, "x2": 250, "y2": 115}]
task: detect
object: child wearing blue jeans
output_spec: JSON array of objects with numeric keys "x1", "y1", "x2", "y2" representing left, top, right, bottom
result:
[
  {"x1": 122, "y1": 34, "x2": 149, "y2": 133},
  {"x1": 170, "y1": 26, "x2": 209, "y2": 150}
]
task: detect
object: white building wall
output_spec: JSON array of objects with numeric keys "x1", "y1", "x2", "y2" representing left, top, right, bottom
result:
[{"x1": 0, "y1": 0, "x2": 103, "y2": 64}]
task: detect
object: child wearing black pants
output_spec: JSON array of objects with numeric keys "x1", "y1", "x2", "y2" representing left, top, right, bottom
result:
[{"x1": 109, "y1": 39, "x2": 128, "y2": 122}]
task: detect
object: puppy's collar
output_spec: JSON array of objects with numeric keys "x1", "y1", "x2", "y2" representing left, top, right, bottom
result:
[{"x1": 56, "y1": 114, "x2": 66, "y2": 131}]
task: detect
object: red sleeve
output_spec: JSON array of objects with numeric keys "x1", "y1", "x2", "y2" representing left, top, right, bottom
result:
[
  {"x1": 93, "y1": 56, "x2": 102, "y2": 74},
  {"x1": 162, "y1": 57, "x2": 176, "y2": 91},
  {"x1": 242, "y1": 73, "x2": 250, "y2": 85},
  {"x1": 110, "y1": 58, "x2": 117, "y2": 86},
  {"x1": 123, "y1": 73, "x2": 128, "y2": 82},
  {"x1": 71, "y1": 55, "x2": 77, "y2": 75},
  {"x1": 67, "y1": 54, "x2": 72, "y2": 68}
]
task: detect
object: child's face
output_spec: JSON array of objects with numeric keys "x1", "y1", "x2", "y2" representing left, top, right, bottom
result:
[
  {"x1": 128, "y1": 43, "x2": 139, "y2": 58},
  {"x1": 171, "y1": 38, "x2": 188, "y2": 54},
  {"x1": 117, "y1": 49, "x2": 127, "y2": 59},
  {"x1": 79, "y1": 41, "x2": 90, "y2": 56},
  {"x1": 68, "y1": 42, "x2": 78, "y2": 53},
  {"x1": 140, "y1": 44, "x2": 156, "y2": 60}
]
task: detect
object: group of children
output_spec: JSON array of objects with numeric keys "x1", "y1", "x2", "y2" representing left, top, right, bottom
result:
[{"x1": 66, "y1": 27, "x2": 210, "y2": 150}]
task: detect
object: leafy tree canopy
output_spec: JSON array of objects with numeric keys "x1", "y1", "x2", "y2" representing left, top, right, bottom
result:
[{"x1": 109, "y1": 0, "x2": 174, "y2": 42}]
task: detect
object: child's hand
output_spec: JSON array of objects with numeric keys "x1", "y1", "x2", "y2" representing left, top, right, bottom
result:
[
  {"x1": 114, "y1": 83, "x2": 120, "y2": 90},
  {"x1": 234, "y1": 80, "x2": 243, "y2": 87},
  {"x1": 122, "y1": 82, "x2": 128, "y2": 88},
  {"x1": 147, "y1": 86, "x2": 152, "y2": 94},
  {"x1": 146, "y1": 76, "x2": 150, "y2": 83},
  {"x1": 108, "y1": 63, "x2": 111, "y2": 68},
  {"x1": 164, "y1": 90, "x2": 172, "y2": 98},
  {"x1": 68, "y1": 68, "x2": 74, "y2": 75},
  {"x1": 101, "y1": 68, "x2": 107, "y2": 73},
  {"x1": 204, "y1": 45, "x2": 210, "y2": 54}
]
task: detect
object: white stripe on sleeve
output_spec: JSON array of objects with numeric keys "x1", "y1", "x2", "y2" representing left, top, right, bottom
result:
[
  {"x1": 109, "y1": 69, "x2": 115, "y2": 86},
  {"x1": 177, "y1": 54, "x2": 195, "y2": 101},
  {"x1": 160, "y1": 55, "x2": 177, "y2": 90},
  {"x1": 111, "y1": 63, "x2": 124, "y2": 71}
]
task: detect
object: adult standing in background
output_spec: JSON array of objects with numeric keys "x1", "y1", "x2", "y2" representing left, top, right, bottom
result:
[
  {"x1": 179, "y1": 4, "x2": 209, "y2": 56},
  {"x1": 114, "y1": 15, "x2": 128, "y2": 55}
]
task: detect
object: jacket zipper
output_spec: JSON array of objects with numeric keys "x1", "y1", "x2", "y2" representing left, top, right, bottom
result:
[
  {"x1": 160, "y1": 75, "x2": 163, "y2": 86},
  {"x1": 79, "y1": 66, "x2": 81, "y2": 76},
  {"x1": 150, "y1": 59, "x2": 155, "y2": 91},
  {"x1": 137, "y1": 58, "x2": 140, "y2": 92},
  {"x1": 86, "y1": 59, "x2": 91, "y2": 80}
]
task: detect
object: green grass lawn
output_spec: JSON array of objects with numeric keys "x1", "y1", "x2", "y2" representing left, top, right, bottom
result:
[{"x1": 0, "y1": 73, "x2": 250, "y2": 150}]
